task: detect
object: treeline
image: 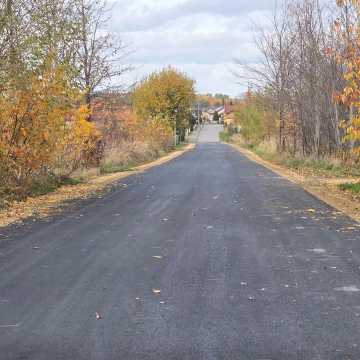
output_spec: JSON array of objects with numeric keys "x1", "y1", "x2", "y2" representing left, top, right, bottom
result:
[
  {"x1": 0, "y1": 0, "x2": 126, "y2": 199},
  {"x1": 0, "y1": 1, "x2": 196, "y2": 205},
  {"x1": 235, "y1": 0, "x2": 360, "y2": 161}
]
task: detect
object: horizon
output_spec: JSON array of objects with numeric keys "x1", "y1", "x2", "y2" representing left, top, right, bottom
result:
[{"x1": 109, "y1": 0, "x2": 284, "y2": 97}]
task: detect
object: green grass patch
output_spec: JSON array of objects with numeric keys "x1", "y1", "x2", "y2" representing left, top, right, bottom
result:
[
  {"x1": 29, "y1": 175, "x2": 83, "y2": 197},
  {"x1": 219, "y1": 131, "x2": 231, "y2": 142},
  {"x1": 281, "y1": 157, "x2": 360, "y2": 178},
  {"x1": 59, "y1": 177, "x2": 83, "y2": 186},
  {"x1": 174, "y1": 143, "x2": 187, "y2": 151},
  {"x1": 100, "y1": 163, "x2": 135, "y2": 175},
  {"x1": 28, "y1": 176, "x2": 60, "y2": 197},
  {"x1": 339, "y1": 182, "x2": 360, "y2": 193}
]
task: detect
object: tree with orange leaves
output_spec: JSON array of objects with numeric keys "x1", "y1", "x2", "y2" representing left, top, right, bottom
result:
[
  {"x1": 0, "y1": 63, "x2": 99, "y2": 195},
  {"x1": 335, "y1": 0, "x2": 360, "y2": 156}
]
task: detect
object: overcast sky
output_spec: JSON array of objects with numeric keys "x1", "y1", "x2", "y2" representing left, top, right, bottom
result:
[{"x1": 110, "y1": 0, "x2": 281, "y2": 97}]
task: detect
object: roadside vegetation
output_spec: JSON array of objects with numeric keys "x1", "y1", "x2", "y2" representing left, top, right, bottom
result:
[
  {"x1": 0, "y1": 1, "x2": 195, "y2": 210},
  {"x1": 225, "y1": 0, "x2": 360, "y2": 193},
  {"x1": 339, "y1": 182, "x2": 360, "y2": 193}
]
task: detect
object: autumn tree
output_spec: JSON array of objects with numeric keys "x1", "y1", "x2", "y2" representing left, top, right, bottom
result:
[
  {"x1": 132, "y1": 67, "x2": 196, "y2": 144},
  {"x1": 0, "y1": 63, "x2": 99, "y2": 194},
  {"x1": 73, "y1": 0, "x2": 130, "y2": 115},
  {"x1": 233, "y1": 90, "x2": 277, "y2": 146},
  {"x1": 335, "y1": 0, "x2": 360, "y2": 157},
  {"x1": 235, "y1": 0, "x2": 347, "y2": 157},
  {"x1": 0, "y1": 0, "x2": 101, "y2": 198}
]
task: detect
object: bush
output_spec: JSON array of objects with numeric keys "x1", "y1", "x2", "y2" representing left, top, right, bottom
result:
[
  {"x1": 235, "y1": 104, "x2": 265, "y2": 146},
  {"x1": 219, "y1": 131, "x2": 231, "y2": 142},
  {"x1": 0, "y1": 66, "x2": 99, "y2": 199},
  {"x1": 339, "y1": 183, "x2": 360, "y2": 193}
]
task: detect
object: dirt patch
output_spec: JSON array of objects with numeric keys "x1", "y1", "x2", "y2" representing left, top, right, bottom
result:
[
  {"x1": 229, "y1": 143, "x2": 360, "y2": 223},
  {"x1": 0, "y1": 144, "x2": 195, "y2": 228}
]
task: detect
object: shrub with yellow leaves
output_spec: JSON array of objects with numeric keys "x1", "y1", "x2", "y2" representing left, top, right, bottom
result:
[
  {"x1": 0, "y1": 65, "x2": 99, "y2": 196},
  {"x1": 335, "y1": 0, "x2": 360, "y2": 157}
]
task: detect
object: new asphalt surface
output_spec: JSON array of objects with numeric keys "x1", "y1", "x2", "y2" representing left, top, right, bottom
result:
[{"x1": 1, "y1": 125, "x2": 360, "y2": 360}]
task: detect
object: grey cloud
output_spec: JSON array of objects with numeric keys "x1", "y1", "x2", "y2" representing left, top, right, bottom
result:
[
  {"x1": 111, "y1": 0, "x2": 278, "y2": 32},
  {"x1": 127, "y1": 30, "x2": 260, "y2": 65},
  {"x1": 109, "y1": 0, "x2": 279, "y2": 95}
]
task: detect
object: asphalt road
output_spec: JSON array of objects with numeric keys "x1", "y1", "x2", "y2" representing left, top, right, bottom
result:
[{"x1": 1, "y1": 125, "x2": 360, "y2": 360}]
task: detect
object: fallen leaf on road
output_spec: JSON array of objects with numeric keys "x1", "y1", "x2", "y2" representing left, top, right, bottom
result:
[
  {"x1": 152, "y1": 289, "x2": 161, "y2": 294},
  {"x1": 241, "y1": 282, "x2": 247, "y2": 286},
  {"x1": 33, "y1": 246, "x2": 40, "y2": 250},
  {"x1": 152, "y1": 256, "x2": 163, "y2": 260},
  {"x1": 162, "y1": 218, "x2": 169, "y2": 222},
  {"x1": 95, "y1": 312, "x2": 102, "y2": 320},
  {"x1": 306, "y1": 209, "x2": 316, "y2": 213}
]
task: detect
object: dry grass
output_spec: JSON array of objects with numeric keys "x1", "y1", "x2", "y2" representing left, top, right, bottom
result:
[
  {"x1": 100, "y1": 140, "x2": 164, "y2": 174},
  {"x1": 230, "y1": 135, "x2": 360, "y2": 179},
  {"x1": 257, "y1": 138, "x2": 277, "y2": 153}
]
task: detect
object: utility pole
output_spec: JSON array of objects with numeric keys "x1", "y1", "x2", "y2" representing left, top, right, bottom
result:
[
  {"x1": 174, "y1": 122, "x2": 177, "y2": 146},
  {"x1": 173, "y1": 109, "x2": 178, "y2": 146},
  {"x1": 197, "y1": 103, "x2": 201, "y2": 125}
]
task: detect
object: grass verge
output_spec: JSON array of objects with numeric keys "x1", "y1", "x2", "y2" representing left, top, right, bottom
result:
[
  {"x1": 228, "y1": 134, "x2": 360, "y2": 179},
  {"x1": 339, "y1": 182, "x2": 360, "y2": 194},
  {"x1": 219, "y1": 131, "x2": 231, "y2": 142},
  {"x1": 100, "y1": 164, "x2": 134, "y2": 175}
]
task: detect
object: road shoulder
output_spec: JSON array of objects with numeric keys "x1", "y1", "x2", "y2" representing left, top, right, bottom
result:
[{"x1": 228, "y1": 143, "x2": 360, "y2": 223}]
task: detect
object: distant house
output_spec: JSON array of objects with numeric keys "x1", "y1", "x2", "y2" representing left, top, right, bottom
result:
[
  {"x1": 215, "y1": 106, "x2": 225, "y2": 123},
  {"x1": 202, "y1": 106, "x2": 225, "y2": 123},
  {"x1": 203, "y1": 109, "x2": 215, "y2": 122}
]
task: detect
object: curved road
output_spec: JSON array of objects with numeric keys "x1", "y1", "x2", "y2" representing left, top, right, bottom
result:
[{"x1": 1, "y1": 125, "x2": 360, "y2": 359}]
